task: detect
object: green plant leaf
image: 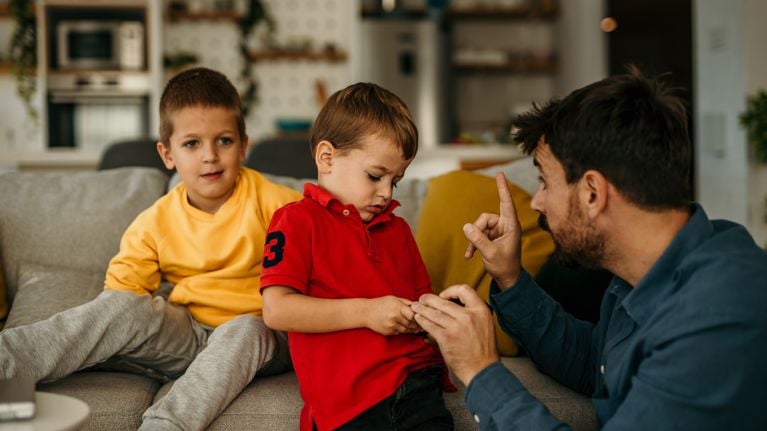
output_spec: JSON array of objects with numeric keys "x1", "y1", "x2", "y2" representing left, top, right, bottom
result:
[
  {"x1": 740, "y1": 90, "x2": 767, "y2": 164},
  {"x1": 238, "y1": 0, "x2": 276, "y2": 117},
  {"x1": 8, "y1": 0, "x2": 38, "y2": 121}
]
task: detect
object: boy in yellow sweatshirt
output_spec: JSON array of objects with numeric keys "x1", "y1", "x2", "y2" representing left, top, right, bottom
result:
[{"x1": 0, "y1": 67, "x2": 301, "y2": 431}]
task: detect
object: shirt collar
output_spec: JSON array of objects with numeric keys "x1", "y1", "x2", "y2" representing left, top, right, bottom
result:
[
  {"x1": 620, "y1": 203, "x2": 713, "y2": 325},
  {"x1": 302, "y1": 183, "x2": 400, "y2": 227}
]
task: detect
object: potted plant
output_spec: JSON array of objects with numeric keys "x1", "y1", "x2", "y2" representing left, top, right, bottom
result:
[
  {"x1": 8, "y1": 0, "x2": 37, "y2": 120},
  {"x1": 740, "y1": 90, "x2": 767, "y2": 249},
  {"x1": 237, "y1": 0, "x2": 275, "y2": 117},
  {"x1": 740, "y1": 90, "x2": 767, "y2": 164}
]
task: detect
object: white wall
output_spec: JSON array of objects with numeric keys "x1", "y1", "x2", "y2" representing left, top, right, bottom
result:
[
  {"x1": 242, "y1": 0, "x2": 354, "y2": 142},
  {"x1": 694, "y1": 0, "x2": 767, "y2": 246}
]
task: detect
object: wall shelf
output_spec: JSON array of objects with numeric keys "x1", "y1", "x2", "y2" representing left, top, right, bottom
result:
[
  {"x1": 247, "y1": 50, "x2": 347, "y2": 63},
  {"x1": 454, "y1": 60, "x2": 558, "y2": 74},
  {"x1": 447, "y1": 6, "x2": 558, "y2": 20},
  {"x1": 361, "y1": 5, "x2": 558, "y2": 20},
  {"x1": 166, "y1": 10, "x2": 243, "y2": 22},
  {"x1": 0, "y1": 3, "x2": 37, "y2": 16}
]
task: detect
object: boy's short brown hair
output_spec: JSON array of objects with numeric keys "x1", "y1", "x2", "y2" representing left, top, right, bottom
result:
[
  {"x1": 310, "y1": 82, "x2": 418, "y2": 160},
  {"x1": 159, "y1": 67, "x2": 245, "y2": 146}
]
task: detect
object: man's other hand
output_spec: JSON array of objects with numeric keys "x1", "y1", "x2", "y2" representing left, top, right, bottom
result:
[{"x1": 412, "y1": 285, "x2": 500, "y2": 386}]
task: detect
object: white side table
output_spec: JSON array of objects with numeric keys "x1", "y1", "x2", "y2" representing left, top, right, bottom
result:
[{"x1": 0, "y1": 392, "x2": 90, "y2": 431}]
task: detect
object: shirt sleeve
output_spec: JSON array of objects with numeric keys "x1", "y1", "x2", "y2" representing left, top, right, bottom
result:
[
  {"x1": 463, "y1": 271, "x2": 594, "y2": 430},
  {"x1": 490, "y1": 270, "x2": 600, "y2": 394},
  {"x1": 260, "y1": 205, "x2": 312, "y2": 294},
  {"x1": 104, "y1": 211, "x2": 162, "y2": 295},
  {"x1": 466, "y1": 362, "x2": 572, "y2": 430}
]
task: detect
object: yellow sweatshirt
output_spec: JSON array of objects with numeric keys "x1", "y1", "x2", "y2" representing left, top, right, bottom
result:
[{"x1": 104, "y1": 167, "x2": 302, "y2": 327}]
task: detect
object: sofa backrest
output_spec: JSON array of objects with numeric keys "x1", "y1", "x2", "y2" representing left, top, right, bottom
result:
[{"x1": 0, "y1": 167, "x2": 168, "y2": 304}]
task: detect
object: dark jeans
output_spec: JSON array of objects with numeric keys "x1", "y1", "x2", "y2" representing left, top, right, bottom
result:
[{"x1": 332, "y1": 365, "x2": 454, "y2": 431}]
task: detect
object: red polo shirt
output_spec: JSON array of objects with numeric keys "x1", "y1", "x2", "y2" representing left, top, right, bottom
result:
[{"x1": 261, "y1": 183, "x2": 448, "y2": 431}]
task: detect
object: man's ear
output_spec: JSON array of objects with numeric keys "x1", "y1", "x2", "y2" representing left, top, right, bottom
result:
[
  {"x1": 156, "y1": 142, "x2": 175, "y2": 170},
  {"x1": 580, "y1": 170, "x2": 609, "y2": 219},
  {"x1": 315, "y1": 140, "x2": 335, "y2": 174}
]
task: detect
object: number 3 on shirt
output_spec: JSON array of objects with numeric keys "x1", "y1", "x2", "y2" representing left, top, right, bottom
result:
[{"x1": 264, "y1": 231, "x2": 285, "y2": 268}]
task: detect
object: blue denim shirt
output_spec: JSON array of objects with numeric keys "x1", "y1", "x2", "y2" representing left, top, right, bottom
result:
[{"x1": 465, "y1": 204, "x2": 767, "y2": 430}]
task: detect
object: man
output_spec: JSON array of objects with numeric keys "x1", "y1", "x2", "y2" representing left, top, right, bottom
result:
[{"x1": 412, "y1": 68, "x2": 767, "y2": 430}]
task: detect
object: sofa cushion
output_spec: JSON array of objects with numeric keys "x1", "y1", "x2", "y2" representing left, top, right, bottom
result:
[
  {"x1": 38, "y1": 371, "x2": 160, "y2": 430},
  {"x1": 477, "y1": 156, "x2": 538, "y2": 196},
  {"x1": 0, "y1": 167, "x2": 168, "y2": 303},
  {"x1": 502, "y1": 357, "x2": 597, "y2": 431},
  {"x1": 4, "y1": 262, "x2": 103, "y2": 329},
  {"x1": 154, "y1": 368, "x2": 479, "y2": 431},
  {"x1": 198, "y1": 372, "x2": 303, "y2": 430},
  {"x1": 0, "y1": 262, "x2": 7, "y2": 322},
  {"x1": 392, "y1": 175, "x2": 430, "y2": 228},
  {"x1": 151, "y1": 357, "x2": 594, "y2": 431}
]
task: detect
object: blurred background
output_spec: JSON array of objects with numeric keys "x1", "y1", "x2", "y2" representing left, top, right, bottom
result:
[{"x1": 0, "y1": 0, "x2": 765, "y2": 245}]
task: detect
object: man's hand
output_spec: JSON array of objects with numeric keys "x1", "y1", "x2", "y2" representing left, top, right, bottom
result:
[
  {"x1": 464, "y1": 172, "x2": 523, "y2": 289},
  {"x1": 412, "y1": 285, "x2": 500, "y2": 386},
  {"x1": 366, "y1": 296, "x2": 421, "y2": 335}
]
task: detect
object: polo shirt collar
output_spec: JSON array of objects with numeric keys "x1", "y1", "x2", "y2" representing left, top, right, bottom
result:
[
  {"x1": 620, "y1": 203, "x2": 713, "y2": 325},
  {"x1": 302, "y1": 183, "x2": 400, "y2": 226}
]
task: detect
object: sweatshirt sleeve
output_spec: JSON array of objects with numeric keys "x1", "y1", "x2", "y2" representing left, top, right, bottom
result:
[{"x1": 103, "y1": 210, "x2": 162, "y2": 295}]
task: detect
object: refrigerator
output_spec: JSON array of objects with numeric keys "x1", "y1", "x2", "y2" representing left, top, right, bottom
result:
[{"x1": 358, "y1": 17, "x2": 452, "y2": 148}]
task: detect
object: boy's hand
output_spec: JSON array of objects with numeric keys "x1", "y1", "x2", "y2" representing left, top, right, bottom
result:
[{"x1": 366, "y1": 296, "x2": 422, "y2": 335}]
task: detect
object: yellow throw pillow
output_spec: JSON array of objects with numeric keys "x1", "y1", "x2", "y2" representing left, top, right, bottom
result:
[{"x1": 415, "y1": 170, "x2": 554, "y2": 356}]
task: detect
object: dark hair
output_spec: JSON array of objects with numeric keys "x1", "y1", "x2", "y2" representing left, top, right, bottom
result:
[
  {"x1": 513, "y1": 66, "x2": 691, "y2": 210},
  {"x1": 159, "y1": 67, "x2": 245, "y2": 146},
  {"x1": 310, "y1": 82, "x2": 418, "y2": 160}
]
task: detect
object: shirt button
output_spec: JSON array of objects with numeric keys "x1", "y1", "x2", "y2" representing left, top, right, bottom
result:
[
  {"x1": 342, "y1": 209, "x2": 350, "y2": 216},
  {"x1": 473, "y1": 414, "x2": 480, "y2": 424},
  {"x1": 600, "y1": 364, "x2": 605, "y2": 374}
]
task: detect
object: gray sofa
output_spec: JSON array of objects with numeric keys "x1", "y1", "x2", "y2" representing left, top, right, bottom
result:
[{"x1": 0, "y1": 166, "x2": 596, "y2": 430}]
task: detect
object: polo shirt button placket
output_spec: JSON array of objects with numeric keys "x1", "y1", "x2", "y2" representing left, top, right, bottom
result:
[{"x1": 342, "y1": 209, "x2": 350, "y2": 216}]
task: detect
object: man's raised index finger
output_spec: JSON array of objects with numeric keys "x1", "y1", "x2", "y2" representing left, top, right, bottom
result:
[{"x1": 495, "y1": 172, "x2": 518, "y2": 218}]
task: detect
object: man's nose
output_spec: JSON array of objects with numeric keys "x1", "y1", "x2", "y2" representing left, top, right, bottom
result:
[{"x1": 530, "y1": 184, "x2": 544, "y2": 212}]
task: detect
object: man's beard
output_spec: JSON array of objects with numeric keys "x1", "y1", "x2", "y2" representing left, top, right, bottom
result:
[{"x1": 538, "y1": 195, "x2": 606, "y2": 270}]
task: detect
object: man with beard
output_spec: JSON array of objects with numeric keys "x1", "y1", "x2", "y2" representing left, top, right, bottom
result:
[{"x1": 411, "y1": 68, "x2": 767, "y2": 430}]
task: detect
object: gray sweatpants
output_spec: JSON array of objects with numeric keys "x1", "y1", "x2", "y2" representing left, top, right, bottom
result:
[{"x1": 0, "y1": 290, "x2": 291, "y2": 431}]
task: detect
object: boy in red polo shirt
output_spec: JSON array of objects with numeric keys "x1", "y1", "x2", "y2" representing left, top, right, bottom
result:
[{"x1": 260, "y1": 83, "x2": 454, "y2": 430}]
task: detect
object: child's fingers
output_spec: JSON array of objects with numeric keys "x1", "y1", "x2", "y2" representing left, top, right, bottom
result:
[
  {"x1": 397, "y1": 297, "x2": 413, "y2": 306},
  {"x1": 392, "y1": 322, "x2": 411, "y2": 334},
  {"x1": 400, "y1": 304, "x2": 415, "y2": 321}
]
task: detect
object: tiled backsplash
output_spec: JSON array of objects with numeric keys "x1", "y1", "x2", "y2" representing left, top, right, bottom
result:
[{"x1": 164, "y1": 0, "x2": 353, "y2": 142}]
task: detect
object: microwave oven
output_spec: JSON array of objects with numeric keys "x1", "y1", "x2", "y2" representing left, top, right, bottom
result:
[{"x1": 57, "y1": 21, "x2": 144, "y2": 70}]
